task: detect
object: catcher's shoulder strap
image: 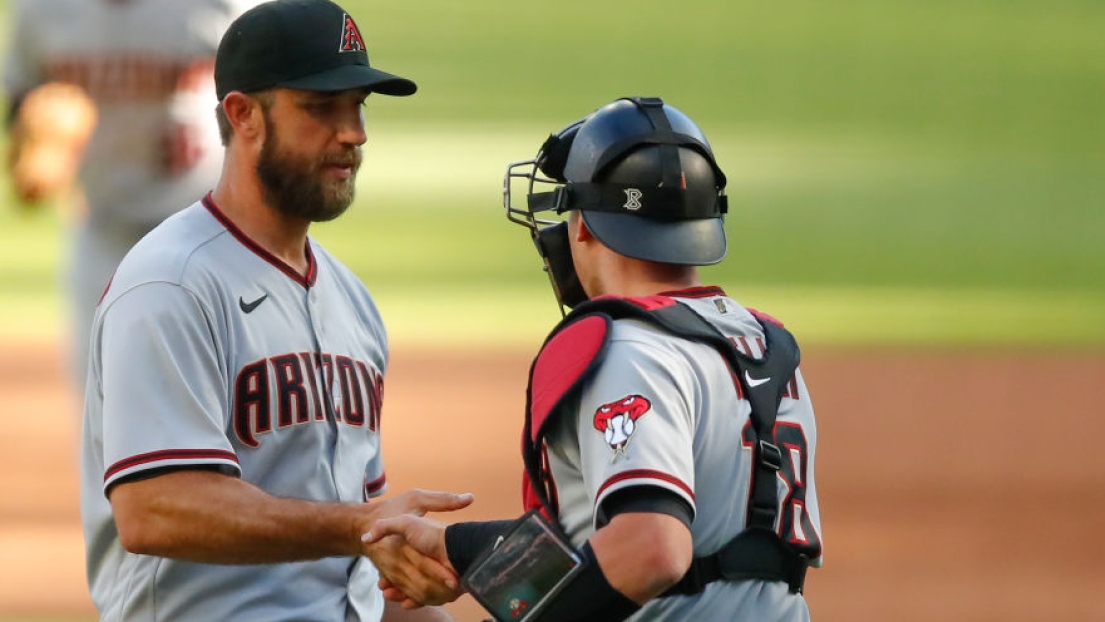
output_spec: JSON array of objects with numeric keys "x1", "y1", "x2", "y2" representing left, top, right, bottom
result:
[
  {"x1": 524, "y1": 295, "x2": 678, "y2": 448},
  {"x1": 522, "y1": 296, "x2": 680, "y2": 514},
  {"x1": 521, "y1": 294, "x2": 810, "y2": 593},
  {"x1": 524, "y1": 295, "x2": 692, "y2": 462},
  {"x1": 521, "y1": 304, "x2": 613, "y2": 516}
]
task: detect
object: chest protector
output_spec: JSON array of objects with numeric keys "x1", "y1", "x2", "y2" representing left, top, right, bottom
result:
[{"x1": 521, "y1": 294, "x2": 810, "y2": 594}]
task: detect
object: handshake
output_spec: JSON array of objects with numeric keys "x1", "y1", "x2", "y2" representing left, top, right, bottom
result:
[
  {"x1": 358, "y1": 489, "x2": 473, "y2": 609},
  {"x1": 360, "y1": 491, "x2": 586, "y2": 622}
]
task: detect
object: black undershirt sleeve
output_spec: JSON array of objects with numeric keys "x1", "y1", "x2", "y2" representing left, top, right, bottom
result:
[
  {"x1": 596, "y1": 485, "x2": 694, "y2": 529},
  {"x1": 443, "y1": 519, "x2": 514, "y2": 576}
]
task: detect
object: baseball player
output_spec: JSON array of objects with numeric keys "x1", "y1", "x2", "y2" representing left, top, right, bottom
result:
[
  {"x1": 80, "y1": 2, "x2": 471, "y2": 620},
  {"x1": 3, "y1": 0, "x2": 265, "y2": 390},
  {"x1": 364, "y1": 97, "x2": 823, "y2": 621}
]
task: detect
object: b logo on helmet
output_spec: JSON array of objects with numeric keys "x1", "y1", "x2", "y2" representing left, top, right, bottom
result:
[{"x1": 623, "y1": 188, "x2": 643, "y2": 210}]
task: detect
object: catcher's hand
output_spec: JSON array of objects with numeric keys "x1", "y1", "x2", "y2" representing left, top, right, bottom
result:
[{"x1": 8, "y1": 82, "x2": 98, "y2": 206}]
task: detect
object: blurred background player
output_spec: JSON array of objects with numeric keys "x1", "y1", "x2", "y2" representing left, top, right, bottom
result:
[{"x1": 3, "y1": 0, "x2": 264, "y2": 391}]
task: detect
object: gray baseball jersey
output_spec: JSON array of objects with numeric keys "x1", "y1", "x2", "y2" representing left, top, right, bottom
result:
[
  {"x1": 543, "y1": 286, "x2": 823, "y2": 621},
  {"x1": 81, "y1": 196, "x2": 389, "y2": 621},
  {"x1": 3, "y1": 0, "x2": 263, "y2": 385}
]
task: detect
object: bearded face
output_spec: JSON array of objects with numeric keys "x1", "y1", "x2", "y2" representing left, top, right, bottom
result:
[{"x1": 255, "y1": 108, "x2": 362, "y2": 223}]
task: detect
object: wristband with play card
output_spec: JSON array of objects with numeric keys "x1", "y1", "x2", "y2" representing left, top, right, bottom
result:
[{"x1": 461, "y1": 509, "x2": 585, "y2": 622}]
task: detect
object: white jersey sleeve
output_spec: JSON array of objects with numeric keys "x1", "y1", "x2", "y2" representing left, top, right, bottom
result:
[
  {"x1": 98, "y1": 280, "x2": 240, "y2": 490},
  {"x1": 575, "y1": 329, "x2": 699, "y2": 519}
]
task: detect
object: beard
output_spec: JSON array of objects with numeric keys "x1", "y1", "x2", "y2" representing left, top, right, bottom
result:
[{"x1": 256, "y1": 114, "x2": 362, "y2": 223}]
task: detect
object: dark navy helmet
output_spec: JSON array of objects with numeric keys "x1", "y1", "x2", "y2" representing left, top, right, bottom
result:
[
  {"x1": 535, "y1": 97, "x2": 728, "y2": 265},
  {"x1": 504, "y1": 97, "x2": 728, "y2": 311}
]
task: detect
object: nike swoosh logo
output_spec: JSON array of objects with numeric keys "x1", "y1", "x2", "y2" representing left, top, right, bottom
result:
[
  {"x1": 744, "y1": 370, "x2": 771, "y2": 388},
  {"x1": 239, "y1": 294, "x2": 268, "y2": 314}
]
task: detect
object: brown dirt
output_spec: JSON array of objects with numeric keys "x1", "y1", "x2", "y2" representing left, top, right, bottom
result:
[{"x1": 2, "y1": 339, "x2": 1104, "y2": 621}]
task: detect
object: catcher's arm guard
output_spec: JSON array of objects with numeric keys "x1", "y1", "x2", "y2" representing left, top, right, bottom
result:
[{"x1": 7, "y1": 82, "x2": 98, "y2": 206}]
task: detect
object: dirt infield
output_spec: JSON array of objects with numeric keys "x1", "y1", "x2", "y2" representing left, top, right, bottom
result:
[{"x1": 2, "y1": 339, "x2": 1103, "y2": 621}]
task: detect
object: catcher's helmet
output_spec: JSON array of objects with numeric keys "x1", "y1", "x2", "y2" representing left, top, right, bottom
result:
[{"x1": 505, "y1": 97, "x2": 728, "y2": 310}]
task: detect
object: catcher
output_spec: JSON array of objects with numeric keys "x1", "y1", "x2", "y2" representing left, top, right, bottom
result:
[{"x1": 364, "y1": 97, "x2": 823, "y2": 621}]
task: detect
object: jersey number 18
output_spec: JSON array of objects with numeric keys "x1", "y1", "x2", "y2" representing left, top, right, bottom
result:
[{"x1": 742, "y1": 421, "x2": 822, "y2": 558}]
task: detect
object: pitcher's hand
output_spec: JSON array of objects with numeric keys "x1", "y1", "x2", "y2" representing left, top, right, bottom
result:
[{"x1": 364, "y1": 514, "x2": 458, "y2": 608}]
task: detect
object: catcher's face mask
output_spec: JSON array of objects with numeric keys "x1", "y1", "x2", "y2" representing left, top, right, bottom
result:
[{"x1": 504, "y1": 133, "x2": 589, "y2": 315}]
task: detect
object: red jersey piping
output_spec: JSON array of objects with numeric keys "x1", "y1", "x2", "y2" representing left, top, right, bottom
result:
[
  {"x1": 105, "y1": 448, "x2": 239, "y2": 482},
  {"x1": 658, "y1": 285, "x2": 726, "y2": 299},
  {"x1": 201, "y1": 193, "x2": 318, "y2": 288},
  {"x1": 596, "y1": 469, "x2": 695, "y2": 501}
]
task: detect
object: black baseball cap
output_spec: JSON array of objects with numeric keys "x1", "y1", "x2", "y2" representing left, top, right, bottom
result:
[{"x1": 215, "y1": 0, "x2": 416, "y2": 100}]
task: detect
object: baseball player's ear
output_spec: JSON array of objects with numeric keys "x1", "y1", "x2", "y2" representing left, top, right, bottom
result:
[
  {"x1": 572, "y1": 212, "x2": 594, "y2": 242},
  {"x1": 221, "y1": 92, "x2": 263, "y2": 140}
]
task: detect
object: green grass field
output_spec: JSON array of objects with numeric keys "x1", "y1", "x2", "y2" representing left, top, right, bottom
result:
[{"x1": 1, "y1": 0, "x2": 1102, "y2": 350}]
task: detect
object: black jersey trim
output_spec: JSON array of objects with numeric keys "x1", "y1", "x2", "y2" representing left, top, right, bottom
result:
[{"x1": 201, "y1": 193, "x2": 318, "y2": 288}]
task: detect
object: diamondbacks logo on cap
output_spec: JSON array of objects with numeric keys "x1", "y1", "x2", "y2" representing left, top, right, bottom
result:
[{"x1": 339, "y1": 13, "x2": 366, "y2": 52}]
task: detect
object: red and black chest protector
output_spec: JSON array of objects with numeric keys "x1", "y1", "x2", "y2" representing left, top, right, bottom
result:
[{"x1": 521, "y1": 294, "x2": 811, "y2": 594}]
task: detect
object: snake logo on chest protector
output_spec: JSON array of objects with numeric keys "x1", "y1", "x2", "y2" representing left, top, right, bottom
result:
[{"x1": 593, "y1": 394, "x2": 652, "y2": 461}]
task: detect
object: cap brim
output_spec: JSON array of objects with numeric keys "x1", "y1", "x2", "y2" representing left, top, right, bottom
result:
[
  {"x1": 279, "y1": 64, "x2": 417, "y2": 96},
  {"x1": 581, "y1": 211, "x2": 727, "y2": 265}
]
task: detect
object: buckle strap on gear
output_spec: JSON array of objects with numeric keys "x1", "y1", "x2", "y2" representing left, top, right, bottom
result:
[
  {"x1": 662, "y1": 530, "x2": 810, "y2": 596},
  {"x1": 749, "y1": 439, "x2": 784, "y2": 531},
  {"x1": 634, "y1": 96, "x2": 682, "y2": 193}
]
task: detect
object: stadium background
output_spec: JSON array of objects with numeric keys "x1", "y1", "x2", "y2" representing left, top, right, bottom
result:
[{"x1": 1, "y1": 1, "x2": 1102, "y2": 620}]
